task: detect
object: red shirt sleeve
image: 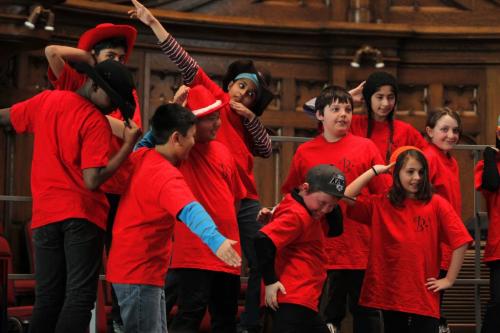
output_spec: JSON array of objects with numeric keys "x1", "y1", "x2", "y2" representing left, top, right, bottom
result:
[
  {"x1": 191, "y1": 69, "x2": 226, "y2": 101},
  {"x1": 9, "y1": 91, "x2": 52, "y2": 133},
  {"x1": 48, "y1": 63, "x2": 86, "y2": 91},
  {"x1": 261, "y1": 210, "x2": 304, "y2": 250},
  {"x1": 436, "y1": 196, "x2": 472, "y2": 249},
  {"x1": 346, "y1": 195, "x2": 373, "y2": 225},
  {"x1": 366, "y1": 142, "x2": 391, "y2": 194},
  {"x1": 406, "y1": 124, "x2": 427, "y2": 150},
  {"x1": 80, "y1": 114, "x2": 112, "y2": 170},
  {"x1": 156, "y1": 172, "x2": 196, "y2": 219}
]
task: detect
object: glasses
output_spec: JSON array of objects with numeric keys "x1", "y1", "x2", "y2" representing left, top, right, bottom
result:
[{"x1": 24, "y1": 5, "x2": 55, "y2": 31}]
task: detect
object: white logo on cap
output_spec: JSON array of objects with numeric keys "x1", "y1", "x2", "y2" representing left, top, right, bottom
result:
[{"x1": 329, "y1": 174, "x2": 345, "y2": 192}]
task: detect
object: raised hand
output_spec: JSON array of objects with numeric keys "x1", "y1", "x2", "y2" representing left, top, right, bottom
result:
[
  {"x1": 349, "y1": 81, "x2": 366, "y2": 104},
  {"x1": 171, "y1": 85, "x2": 190, "y2": 107},
  {"x1": 123, "y1": 119, "x2": 142, "y2": 145},
  {"x1": 129, "y1": 0, "x2": 157, "y2": 26},
  {"x1": 230, "y1": 100, "x2": 256, "y2": 121}
]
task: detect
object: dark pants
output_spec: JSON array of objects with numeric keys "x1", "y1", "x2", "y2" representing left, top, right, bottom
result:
[
  {"x1": 382, "y1": 310, "x2": 439, "y2": 333},
  {"x1": 29, "y1": 219, "x2": 104, "y2": 333},
  {"x1": 481, "y1": 260, "x2": 500, "y2": 333},
  {"x1": 105, "y1": 193, "x2": 122, "y2": 326},
  {"x1": 170, "y1": 269, "x2": 240, "y2": 333},
  {"x1": 438, "y1": 269, "x2": 448, "y2": 326},
  {"x1": 237, "y1": 198, "x2": 263, "y2": 330},
  {"x1": 272, "y1": 303, "x2": 330, "y2": 333},
  {"x1": 164, "y1": 269, "x2": 179, "y2": 317},
  {"x1": 321, "y1": 269, "x2": 381, "y2": 333}
]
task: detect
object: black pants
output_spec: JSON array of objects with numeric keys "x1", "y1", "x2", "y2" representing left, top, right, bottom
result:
[
  {"x1": 29, "y1": 219, "x2": 104, "y2": 333},
  {"x1": 382, "y1": 310, "x2": 439, "y2": 333},
  {"x1": 237, "y1": 198, "x2": 263, "y2": 330},
  {"x1": 164, "y1": 269, "x2": 179, "y2": 318},
  {"x1": 481, "y1": 260, "x2": 500, "y2": 333},
  {"x1": 105, "y1": 193, "x2": 122, "y2": 325},
  {"x1": 169, "y1": 269, "x2": 240, "y2": 333},
  {"x1": 272, "y1": 303, "x2": 330, "y2": 333},
  {"x1": 321, "y1": 269, "x2": 381, "y2": 333}
]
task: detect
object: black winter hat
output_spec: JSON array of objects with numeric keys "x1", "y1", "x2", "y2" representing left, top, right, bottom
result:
[
  {"x1": 362, "y1": 71, "x2": 398, "y2": 116},
  {"x1": 73, "y1": 59, "x2": 136, "y2": 121},
  {"x1": 222, "y1": 59, "x2": 274, "y2": 117}
]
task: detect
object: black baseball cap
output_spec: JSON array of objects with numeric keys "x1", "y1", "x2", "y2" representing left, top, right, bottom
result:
[
  {"x1": 73, "y1": 59, "x2": 136, "y2": 121},
  {"x1": 306, "y1": 164, "x2": 355, "y2": 201}
]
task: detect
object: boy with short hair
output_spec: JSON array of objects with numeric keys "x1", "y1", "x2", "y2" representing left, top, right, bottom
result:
[
  {"x1": 136, "y1": 85, "x2": 248, "y2": 332},
  {"x1": 281, "y1": 85, "x2": 390, "y2": 333},
  {"x1": 255, "y1": 164, "x2": 348, "y2": 333},
  {"x1": 106, "y1": 103, "x2": 241, "y2": 333},
  {"x1": 0, "y1": 59, "x2": 140, "y2": 333}
]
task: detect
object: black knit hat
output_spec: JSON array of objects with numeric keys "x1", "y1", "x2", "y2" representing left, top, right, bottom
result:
[
  {"x1": 362, "y1": 71, "x2": 398, "y2": 117},
  {"x1": 73, "y1": 59, "x2": 136, "y2": 121},
  {"x1": 222, "y1": 59, "x2": 274, "y2": 117}
]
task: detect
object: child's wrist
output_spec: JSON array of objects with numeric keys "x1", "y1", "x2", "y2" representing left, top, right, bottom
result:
[{"x1": 371, "y1": 166, "x2": 378, "y2": 176}]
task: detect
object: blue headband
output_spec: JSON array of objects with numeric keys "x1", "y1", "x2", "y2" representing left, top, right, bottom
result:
[{"x1": 234, "y1": 73, "x2": 260, "y2": 89}]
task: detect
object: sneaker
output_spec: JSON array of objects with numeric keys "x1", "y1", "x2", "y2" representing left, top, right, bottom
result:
[
  {"x1": 439, "y1": 324, "x2": 451, "y2": 333},
  {"x1": 326, "y1": 322, "x2": 339, "y2": 333}
]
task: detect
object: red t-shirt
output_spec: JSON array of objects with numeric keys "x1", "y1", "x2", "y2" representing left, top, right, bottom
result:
[
  {"x1": 423, "y1": 143, "x2": 462, "y2": 269},
  {"x1": 475, "y1": 159, "x2": 500, "y2": 262},
  {"x1": 48, "y1": 63, "x2": 142, "y2": 194},
  {"x1": 260, "y1": 194, "x2": 327, "y2": 312},
  {"x1": 10, "y1": 90, "x2": 111, "y2": 229},
  {"x1": 191, "y1": 69, "x2": 259, "y2": 200},
  {"x1": 348, "y1": 194, "x2": 472, "y2": 319},
  {"x1": 350, "y1": 114, "x2": 427, "y2": 162},
  {"x1": 170, "y1": 141, "x2": 247, "y2": 275},
  {"x1": 282, "y1": 133, "x2": 391, "y2": 269},
  {"x1": 106, "y1": 148, "x2": 196, "y2": 287}
]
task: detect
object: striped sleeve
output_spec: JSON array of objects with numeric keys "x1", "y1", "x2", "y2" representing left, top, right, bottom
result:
[
  {"x1": 243, "y1": 117, "x2": 272, "y2": 158},
  {"x1": 159, "y1": 35, "x2": 199, "y2": 85}
]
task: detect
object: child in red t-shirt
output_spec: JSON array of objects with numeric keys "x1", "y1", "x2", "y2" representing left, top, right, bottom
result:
[
  {"x1": 351, "y1": 71, "x2": 427, "y2": 162},
  {"x1": 255, "y1": 164, "x2": 348, "y2": 333},
  {"x1": 135, "y1": 85, "x2": 248, "y2": 332},
  {"x1": 107, "y1": 103, "x2": 241, "y2": 333},
  {"x1": 282, "y1": 85, "x2": 390, "y2": 333},
  {"x1": 422, "y1": 107, "x2": 463, "y2": 332},
  {"x1": 130, "y1": 1, "x2": 275, "y2": 330},
  {"x1": 344, "y1": 148, "x2": 472, "y2": 333},
  {"x1": 0, "y1": 60, "x2": 140, "y2": 333},
  {"x1": 475, "y1": 118, "x2": 500, "y2": 333}
]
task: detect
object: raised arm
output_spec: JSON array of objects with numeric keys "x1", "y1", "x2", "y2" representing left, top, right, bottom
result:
[
  {"x1": 129, "y1": 0, "x2": 198, "y2": 84},
  {"x1": 178, "y1": 201, "x2": 241, "y2": 267},
  {"x1": 344, "y1": 164, "x2": 393, "y2": 203},
  {"x1": 243, "y1": 117, "x2": 272, "y2": 158},
  {"x1": 82, "y1": 122, "x2": 141, "y2": 190},
  {"x1": 45, "y1": 45, "x2": 95, "y2": 79}
]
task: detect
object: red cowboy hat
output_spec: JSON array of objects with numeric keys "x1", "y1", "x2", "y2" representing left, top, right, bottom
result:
[
  {"x1": 186, "y1": 85, "x2": 227, "y2": 118},
  {"x1": 77, "y1": 23, "x2": 137, "y2": 62}
]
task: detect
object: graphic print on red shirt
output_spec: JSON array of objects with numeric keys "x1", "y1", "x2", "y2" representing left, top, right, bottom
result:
[
  {"x1": 281, "y1": 133, "x2": 391, "y2": 269},
  {"x1": 347, "y1": 194, "x2": 472, "y2": 318}
]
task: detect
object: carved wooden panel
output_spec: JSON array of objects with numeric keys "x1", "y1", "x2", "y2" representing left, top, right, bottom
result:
[
  {"x1": 443, "y1": 85, "x2": 478, "y2": 114},
  {"x1": 295, "y1": 80, "x2": 325, "y2": 112}
]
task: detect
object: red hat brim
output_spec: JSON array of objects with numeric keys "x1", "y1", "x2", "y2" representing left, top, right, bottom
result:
[{"x1": 77, "y1": 23, "x2": 137, "y2": 62}]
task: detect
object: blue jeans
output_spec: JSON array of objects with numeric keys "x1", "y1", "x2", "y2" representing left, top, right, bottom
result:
[
  {"x1": 113, "y1": 283, "x2": 167, "y2": 333},
  {"x1": 237, "y1": 199, "x2": 263, "y2": 330},
  {"x1": 29, "y1": 218, "x2": 104, "y2": 333}
]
